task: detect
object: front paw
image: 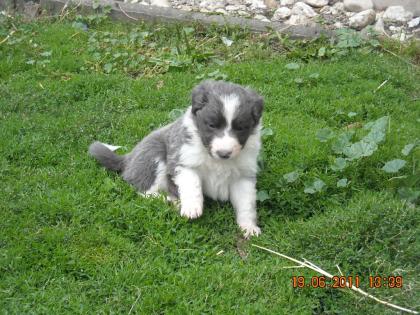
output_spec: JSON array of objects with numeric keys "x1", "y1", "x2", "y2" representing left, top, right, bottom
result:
[
  {"x1": 239, "y1": 223, "x2": 261, "y2": 238},
  {"x1": 180, "y1": 203, "x2": 203, "y2": 219}
]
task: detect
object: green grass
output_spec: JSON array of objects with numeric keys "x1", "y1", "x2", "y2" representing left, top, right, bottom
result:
[{"x1": 1, "y1": 14, "x2": 419, "y2": 314}]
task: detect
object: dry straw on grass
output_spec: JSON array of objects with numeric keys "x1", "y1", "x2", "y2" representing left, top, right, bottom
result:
[{"x1": 252, "y1": 244, "x2": 418, "y2": 314}]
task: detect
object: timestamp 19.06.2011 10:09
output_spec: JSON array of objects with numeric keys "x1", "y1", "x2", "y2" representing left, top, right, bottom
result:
[{"x1": 291, "y1": 275, "x2": 403, "y2": 289}]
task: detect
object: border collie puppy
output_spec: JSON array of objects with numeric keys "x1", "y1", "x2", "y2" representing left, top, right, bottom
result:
[{"x1": 89, "y1": 80, "x2": 264, "y2": 237}]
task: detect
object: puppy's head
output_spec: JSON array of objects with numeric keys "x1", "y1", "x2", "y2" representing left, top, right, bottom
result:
[{"x1": 191, "y1": 80, "x2": 263, "y2": 160}]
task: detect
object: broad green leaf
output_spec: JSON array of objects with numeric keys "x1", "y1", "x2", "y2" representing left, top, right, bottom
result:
[
  {"x1": 169, "y1": 108, "x2": 184, "y2": 120},
  {"x1": 304, "y1": 179, "x2": 325, "y2": 194},
  {"x1": 103, "y1": 63, "x2": 113, "y2": 73},
  {"x1": 331, "y1": 131, "x2": 353, "y2": 154},
  {"x1": 261, "y1": 128, "x2": 274, "y2": 137},
  {"x1": 309, "y1": 72, "x2": 320, "y2": 79},
  {"x1": 304, "y1": 187, "x2": 316, "y2": 194},
  {"x1": 398, "y1": 187, "x2": 420, "y2": 203},
  {"x1": 72, "y1": 21, "x2": 88, "y2": 31},
  {"x1": 316, "y1": 128, "x2": 335, "y2": 142},
  {"x1": 221, "y1": 36, "x2": 233, "y2": 47},
  {"x1": 283, "y1": 171, "x2": 299, "y2": 183},
  {"x1": 343, "y1": 140, "x2": 377, "y2": 160},
  {"x1": 363, "y1": 129, "x2": 385, "y2": 144},
  {"x1": 331, "y1": 157, "x2": 347, "y2": 171},
  {"x1": 347, "y1": 112, "x2": 357, "y2": 118},
  {"x1": 313, "y1": 179, "x2": 326, "y2": 191},
  {"x1": 207, "y1": 70, "x2": 228, "y2": 80},
  {"x1": 285, "y1": 63, "x2": 300, "y2": 70},
  {"x1": 318, "y1": 47, "x2": 326, "y2": 57},
  {"x1": 183, "y1": 27, "x2": 195, "y2": 35},
  {"x1": 294, "y1": 78, "x2": 304, "y2": 84},
  {"x1": 382, "y1": 159, "x2": 406, "y2": 173},
  {"x1": 364, "y1": 116, "x2": 388, "y2": 132},
  {"x1": 257, "y1": 190, "x2": 270, "y2": 202},
  {"x1": 337, "y1": 178, "x2": 348, "y2": 187},
  {"x1": 402, "y1": 143, "x2": 416, "y2": 156}
]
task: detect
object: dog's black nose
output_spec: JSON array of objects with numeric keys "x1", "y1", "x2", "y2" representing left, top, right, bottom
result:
[{"x1": 216, "y1": 150, "x2": 232, "y2": 159}]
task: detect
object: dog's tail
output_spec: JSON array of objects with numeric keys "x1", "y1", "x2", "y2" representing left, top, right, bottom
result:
[{"x1": 88, "y1": 141, "x2": 125, "y2": 172}]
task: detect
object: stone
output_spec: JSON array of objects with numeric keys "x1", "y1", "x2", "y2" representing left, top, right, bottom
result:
[
  {"x1": 226, "y1": 4, "x2": 247, "y2": 11},
  {"x1": 389, "y1": 25, "x2": 402, "y2": 32},
  {"x1": 150, "y1": 0, "x2": 170, "y2": 7},
  {"x1": 391, "y1": 31, "x2": 407, "y2": 41},
  {"x1": 280, "y1": 0, "x2": 296, "y2": 6},
  {"x1": 291, "y1": 2, "x2": 317, "y2": 17},
  {"x1": 272, "y1": 6, "x2": 292, "y2": 20},
  {"x1": 254, "y1": 14, "x2": 271, "y2": 22},
  {"x1": 237, "y1": 10, "x2": 251, "y2": 16},
  {"x1": 286, "y1": 14, "x2": 311, "y2": 24},
  {"x1": 215, "y1": 8, "x2": 228, "y2": 14},
  {"x1": 200, "y1": 0, "x2": 226, "y2": 10},
  {"x1": 320, "y1": 5, "x2": 333, "y2": 14},
  {"x1": 319, "y1": 5, "x2": 329, "y2": 13},
  {"x1": 373, "y1": 17, "x2": 385, "y2": 33},
  {"x1": 343, "y1": 0, "x2": 373, "y2": 12},
  {"x1": 304, "y1": 0, "x2": 329, "y2": 8},
  {"x1": 179, "y1": 5, "x2": 193, "y2": 11},
  {"x1": 408, "y1": 17, "x2": 420, "y2": 28},
  {"x1": 264, "y1": 0, "x2": 279, "y2": 9},
  {"x1": 334, "y1": 21, "x2": 344, "y2": 28},
  {"x1": 248, "y1": 0, "x2": 268, "y2": 14},
  {"x1": 383, "y1": 6, "x2": 413, "y2": 24},
  {"x1": 332, "y1": 2, "x2": 345, "y2": 12},
  {"x1": 399, "y1": 32, "x2": 406, "y2": 41},
  {"x1": 23, "y1": 1, "x2": 40, "y2": 20},
  {"x1": 349, "y1": 9, "x2": 376, "y2": 30}
]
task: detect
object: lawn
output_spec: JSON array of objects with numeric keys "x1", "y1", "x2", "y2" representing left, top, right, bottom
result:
[{"x1": 0, "y1": 11, "x2": 419, "y2": 314}]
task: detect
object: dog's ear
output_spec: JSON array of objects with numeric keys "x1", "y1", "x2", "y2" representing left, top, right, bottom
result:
[
  {"x1": 191, "y1": 80, "x2": 212, "y2": 115},
  {"x1": 251, "y1": 93, "x2": 264, "y2": 124}
]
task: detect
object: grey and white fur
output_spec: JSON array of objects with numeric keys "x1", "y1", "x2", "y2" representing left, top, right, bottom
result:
[{"x1": 89, "y1": 80, "x2": 264, "y2": 237}]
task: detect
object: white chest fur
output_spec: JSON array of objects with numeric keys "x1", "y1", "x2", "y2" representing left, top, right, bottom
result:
[{"x1": 196, "y1": 158, "x2": 241, "y2": 201}]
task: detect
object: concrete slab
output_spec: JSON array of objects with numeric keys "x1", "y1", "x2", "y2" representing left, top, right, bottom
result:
[
  {"x1": 39, "y1": 0, "x2": 332, "y2": 39},
  {"x1": 372, "y1": 0, "x2": 420, "y2": 16}
]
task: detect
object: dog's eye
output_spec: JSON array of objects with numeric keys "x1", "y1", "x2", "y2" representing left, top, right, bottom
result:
[
  {"x1": 233, "y1": 125, "x2": 249, "y2": 132},
  {"x1": 206, "y1": 121, "x2": 217, "y2": 129}
]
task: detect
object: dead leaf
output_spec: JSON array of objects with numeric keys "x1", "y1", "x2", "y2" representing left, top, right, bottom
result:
[
  {"x1": 156, "y1": 80, "x2": 164, "y2": 90},
  {"x1": 345, "y1": 122, "x2": 363, "y2": 129}
]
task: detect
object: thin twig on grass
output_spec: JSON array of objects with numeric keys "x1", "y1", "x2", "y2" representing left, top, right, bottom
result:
[
  {"x1": 128, "y1": 288, "x2": 141, "y2": 315},
  {"x1": 382, "y1": 48, "x2": 418, "y2": 68},
  {"x1": 374, "y1": 79, "x2": 389, "y2": 93},
  {"x1": 117, "y1": 3, "x2": 139, "y2": 21},
  {"x1": 336, "y1": 264, "x2": 343, "y2": 276},
  {"x1": 0, "y1": 30, "x2": 15, "y2": 45},
  {"x1": 59, "y1": 0, "x2": 82, "y2": 22},
  {"x1": 252, "y1": 244, "x2": 418, "y2": 314}
]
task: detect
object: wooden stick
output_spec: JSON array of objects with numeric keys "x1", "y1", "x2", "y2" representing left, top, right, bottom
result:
[
  {"x1": 374, "y1": 79, "x2": 389, "y2": 93},
  {"x1": 117, "y1": 2, "x2": 139, "y2": 21},
  {"x1": 252, "y1": 244, "x2": 418, "y2": 314}
]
